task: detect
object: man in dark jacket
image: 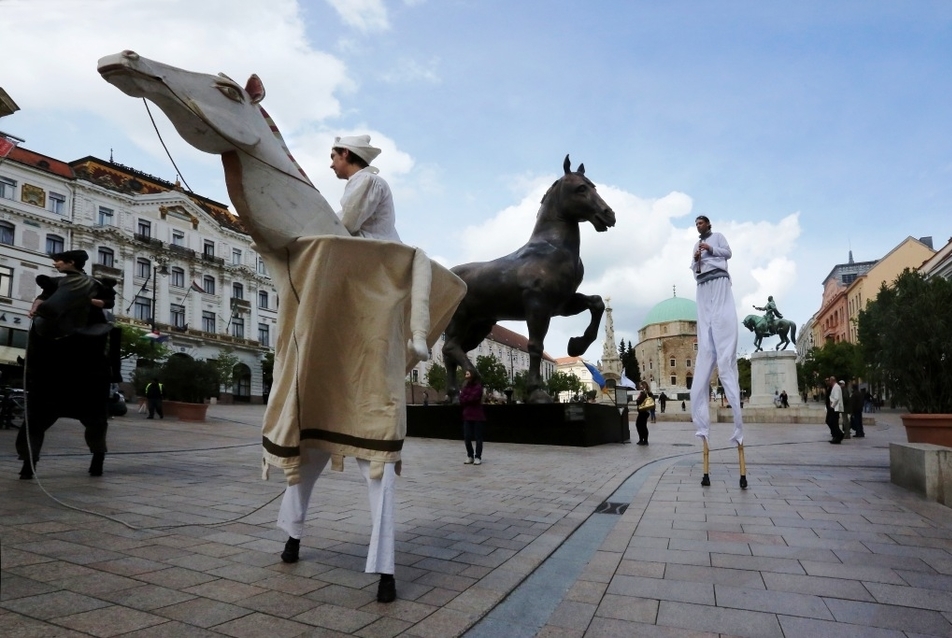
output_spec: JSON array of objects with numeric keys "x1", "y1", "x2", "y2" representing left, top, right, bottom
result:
[
  {"x1": 849, "y1": 383, "x2": 865, "y2": 437},
  {"x1": 145, "y1": 380, "x2": 164, "y2": 419},
  {"x1": 16, "y1": 250, "x2": 120, "y2": 479}
]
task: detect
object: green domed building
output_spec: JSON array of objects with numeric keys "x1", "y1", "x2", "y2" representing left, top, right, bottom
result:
[{"x1": 635, "y1": 292, "x2": 699, "y2": 399}]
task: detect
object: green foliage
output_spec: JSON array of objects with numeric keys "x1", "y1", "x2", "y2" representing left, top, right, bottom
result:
[
  {"x1": 619, "y1": 340, "x2": 641, "y2": 384},
  {"x1": 857, "y1": 269, "x2": 952, "y2": 413},
  {"x1": 119, "y1": 324, "x2": 169, "y2": 362},
  {"x1": 475, "y1": 354, "x2": 509, "y2": 394},
  {"x1": 512, "y1": 370, "x2": 529, "y2": 401},
  {"x1": 159, "y1": 355, "x2": 219, "y2": 403},
  {"x1": 736, "y1": 357, "x2": 751, "y2": 396},
  {"x1": 802, "y1": 341, "x2": 864, "y2": 391},
  {"x1": 210, "y1": 347, "x2": 240, "y2": 390},
  {"x1": 546, "y1": 371, "x2": 583, "y2": 397},
  {"x1": 425, "y1": 363, "x2": 448, "y2": 393},
  {"x1": 261, "y1": 352, "x2": 274, "y2": 390}
]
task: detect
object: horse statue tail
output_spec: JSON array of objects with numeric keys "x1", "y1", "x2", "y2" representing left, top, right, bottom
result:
[{"x1": 789, "y1": 320, "x2": 797, "y2": 346}]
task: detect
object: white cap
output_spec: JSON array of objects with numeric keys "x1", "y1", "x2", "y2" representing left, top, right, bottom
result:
[{"x1": 332, "y1": 134, "x2": 381, "y2": 165}]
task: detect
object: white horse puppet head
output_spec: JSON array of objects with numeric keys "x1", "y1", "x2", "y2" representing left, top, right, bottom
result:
[{"x1": 98, "y1": 50, "x2": 345, "y2": 250}]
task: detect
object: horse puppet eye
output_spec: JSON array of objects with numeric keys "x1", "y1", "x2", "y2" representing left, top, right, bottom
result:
[
  {"x1": 575, "y1": 184, "x2": 588, "y2": 194},
  {"x1": 215, "y1": 83, "x2": 244, "y2": 102}
]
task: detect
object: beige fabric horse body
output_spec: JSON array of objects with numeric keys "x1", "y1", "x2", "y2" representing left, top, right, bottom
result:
[{"x1": 99, "y1": 51, "x2": 465, "y2": 482}]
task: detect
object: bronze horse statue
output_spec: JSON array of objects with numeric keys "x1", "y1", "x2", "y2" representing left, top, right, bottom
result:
[
  {"x1": 442, "y1": 156, "x2": 615, "y2": 403},
  {"x1": 742, "y1": 314, "x2": 797, "y2": 352}
]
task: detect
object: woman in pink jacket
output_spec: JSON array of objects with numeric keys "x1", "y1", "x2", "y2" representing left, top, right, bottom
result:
[{"x1": 459, "y1": 369, "x2": 487, "y2": 465}]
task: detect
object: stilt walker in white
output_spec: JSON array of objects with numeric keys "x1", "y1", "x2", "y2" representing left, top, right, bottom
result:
[{"x1": 690, "y1": 215, "x2": 747, "y2": 489}]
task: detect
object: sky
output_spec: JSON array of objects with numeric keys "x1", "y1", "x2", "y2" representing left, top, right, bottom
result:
[{"x1": 3, "y1": 0, "x2": 952, "y2": 363}]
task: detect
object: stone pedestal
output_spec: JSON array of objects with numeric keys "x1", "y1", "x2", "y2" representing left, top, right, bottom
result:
[
  {"x1": 890, "y1": 442, "x2": 952, "y2": 506},
  {"x1": 749, "y1": 350, "x2": 800, "y2": 407}
]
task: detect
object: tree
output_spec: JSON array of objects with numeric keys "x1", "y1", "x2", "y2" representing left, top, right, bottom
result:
[
  {"x1": 210, "y1": 347, "x2": 240, "y2": 394},
  {"x1": 619, "y1": 339, "x2": 641, "y2": 384},
  {"x1": 736, "y1": 357, "x2": 751, "y2": 397},
  {"x1": 119, "y1": 324, "x2": 169, "y2": 363},
  {"x1": 261, "y1": 352, "x2": 274, "y2": 391},
  {"x1": 160, "y1": 355, "x2": 219, "y2": 403},
  {"x1": 512, "y1": 370, "x2": 529, "y2": 402},
  {"x1": 475, "y1": 354, "x2": 509, "y2": 394},
  {"x1": 806, "y1": 341, "x2": 864, "y2": 387},
  {"x1": 425, "y1": 363, "x2": 448, "y2": 393},
  {"x1": 547, "y1": 371, "x2": 583, "y2": 399}
]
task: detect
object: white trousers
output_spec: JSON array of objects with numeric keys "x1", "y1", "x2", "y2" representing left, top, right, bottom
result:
[
  {"x1": 277, "y1": 447, "x2": 396, "y2": 575},
  {"x1": 691, "y1": 277, "x2": 744, "y2": 445}
]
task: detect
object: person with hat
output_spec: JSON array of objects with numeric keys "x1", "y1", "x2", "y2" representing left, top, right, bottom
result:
[
  {"x1": 16, "y1": 250, "x2": 120, "y2": 478},
  {"x1": 330, "y1": 134, "x2": 401, "y2": 242}
]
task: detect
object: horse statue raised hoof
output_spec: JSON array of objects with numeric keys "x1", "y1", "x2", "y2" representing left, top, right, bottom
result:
[
  {"x1": 441, "y1": 155, "x2": 615, "y2": 404},
  {"x1": 742, "y1": 315, "x2": 797, "y2": 352}
]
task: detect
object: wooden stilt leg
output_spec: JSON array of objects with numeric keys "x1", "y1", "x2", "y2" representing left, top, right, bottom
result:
[
  {"x1": 738, "y1": 444, "x2": 747, "y2": 490},
  {"x1": 701, "y1": 438, "x2": 710, "y2": 487}
]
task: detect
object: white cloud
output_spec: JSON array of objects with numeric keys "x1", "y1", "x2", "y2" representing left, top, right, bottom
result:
[
  {"x1": 325, "y1": 0, "x2": 390, "y2": 33},
  {"x1": 379, "y1": 57, "x2": 442, "y2": 84},
  {"x1": 452, "y1": 173, "x2": 802, "y2": 362}
]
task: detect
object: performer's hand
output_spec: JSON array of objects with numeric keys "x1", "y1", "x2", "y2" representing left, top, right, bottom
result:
[{"x1": 698, "y1": 242, "x2": 711, "y2": 252}]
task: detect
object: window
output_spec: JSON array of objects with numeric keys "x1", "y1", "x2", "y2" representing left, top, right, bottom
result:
[
  {"x1": 170, "y1": 304, "x2": 186, "y2": 328},
  {"x1": 0, "y1": 177, "x2": 15, "y2": 199},
  {"x1": 201, "y1": 311, "x2": 216, "y2": 333},
  {"x1": 46, "y1": 234, "x2": 64, "y2": 255},
  {"x1": 137, "y1": 220, "x2": 151, "y2": 237},
  {"x1": 670, "y1": 376, "x2": 677, "y2": 386},
  {"x1": 136, "y1": 258, "x2": 151, "y2": 279},
  {"x1": 258, "y1": 290, "x2": 268, "y2": 308},
  {"x1": 693, "y1": 343, "x2": 698, "y2": 351},
  {"x1": 171, "y1": 230, "x2": 185, "y2": 246},
  {"x1": 98, "y1": 207, "x2": 114, "y2": 226},
  {"x1": 257, "y1": 258, "x2": 268, "y2": 275},
  {"x1": 231, "y1": 316, "x2": 244, "y2": 339},
  {"x1": 0, "y1": 221, "x2": 13, "y2": 245},
  {"x1": 49, "y1": 192, "x2": 66, "y2": 215},
  {"x1": 686, "y1": 359, "x2": 692, "y2": 368},
  {"x1": 669, "y1": 358, "x2": 676, "y2": 367},
  {"x1": 133, "y1": 296, "x2": 152, "y2": 321},
  {"x1": 258, "y1": 322, "x2": 270, "y2": 347},
  {"x1": 0, "y1": 265, "x2": 12, "y2": 297},
  {"x1": 202, "y1": 275, "x2": 216, "y2": 295},
  {"x1": 170, "y1": 267, "x2": 185, "y2": 288},
  {"x1": 649, "y1": 361, "x2": 653, "y2": 370},
  {"x1": 411, "y1": 370, "x2": 419, "y2": 382},
  {"x1": 232, "y1": 248, "x2": 242, "y2": 265},
  {"x1": 98, "y1": 247, "x2": 114, "y2": 267},
  {"x1": 232, "y1": 282, "x2": 243, "y2": 300},
  {"x1": 203, "y1": 240, "x2": 215, "y2": 257}
]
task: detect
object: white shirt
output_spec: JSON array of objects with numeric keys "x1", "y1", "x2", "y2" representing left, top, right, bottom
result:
[
  {"x1": 338, "y1": 167, "x2": 401, "y2": 242},
  {"x1": 690, "y1": 231, "x2": 732, "y2": 280},
  {"x1": 829, "y1": 383, "x2": 844, "y2": 412}
]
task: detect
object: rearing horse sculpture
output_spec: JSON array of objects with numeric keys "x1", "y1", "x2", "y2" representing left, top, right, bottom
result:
[{"x1": 442, "y1": 156, "x2": 615, "y2": 403}]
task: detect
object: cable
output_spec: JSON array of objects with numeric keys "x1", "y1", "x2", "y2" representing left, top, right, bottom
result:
[
  {"x1": 19, "y1": 312, "x2": 284, "y2": 531},
  {"x1": 142, "y1": 98, "x2": 193, "y2": 193}
]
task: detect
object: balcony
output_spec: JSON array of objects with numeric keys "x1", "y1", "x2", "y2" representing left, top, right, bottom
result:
[
  {"x1": 92, "y1": 263, "x2": 123, "y2": 279},
  {"x1": 201, "y1": 252, "x2": 224, "y2": 266},
  {"x1": 168, "y1": 244, "x2": 195, "y2": 258},
  {"x1": 134, "y1": 233, "x2": 163, "y2": 248},
  {"x1": 230, "y1": 297, "x2": 251, "y2": 312}
]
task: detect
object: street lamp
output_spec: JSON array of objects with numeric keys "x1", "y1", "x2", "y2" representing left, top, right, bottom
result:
[{"x1": 150, "y1": 262, "x2": 169, "y2": 335}]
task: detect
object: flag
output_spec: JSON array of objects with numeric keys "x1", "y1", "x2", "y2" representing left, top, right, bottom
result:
[
  {"x1": 583, "y1": 362, "x2": 606, "y2": 389},
  {"x1": 620, "y1": 373, "x2": 636, "y2": 388},
  {"x1": 190, "y1": 281, "x2": 205, "y2": 293}
]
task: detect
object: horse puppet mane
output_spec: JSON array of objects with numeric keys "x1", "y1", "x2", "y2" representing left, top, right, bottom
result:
[{"x1": 256, "y1": 105, "x2": 313, "y2": 187}]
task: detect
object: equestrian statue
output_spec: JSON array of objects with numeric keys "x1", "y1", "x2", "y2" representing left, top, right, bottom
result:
[
  {"x1": 743, "y1": 299, "x2": 797, "y2": 352},
  {"x1": 442, "y1": 156, "x2": 616, "y2": 404}
]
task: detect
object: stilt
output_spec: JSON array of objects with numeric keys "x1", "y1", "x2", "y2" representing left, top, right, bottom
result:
[
  {"x1": 738, "y1": 443, "x2": 747, "y2": 490},
  {"x1": 701, "y1": 438, "x2": 710, "y2": 487}
]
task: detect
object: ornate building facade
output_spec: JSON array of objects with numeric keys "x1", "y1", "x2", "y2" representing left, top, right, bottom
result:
[
  {"x1": 634, "y1": 293, "x2": 698, "y2": 400},
  {"x1": 0, "y1": 142, "x2": 276, "y2": 401}
]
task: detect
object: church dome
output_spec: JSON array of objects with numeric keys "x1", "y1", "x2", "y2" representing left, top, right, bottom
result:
[{"x1": 642, "y1": 296, "x2": 697, "y2": 327}]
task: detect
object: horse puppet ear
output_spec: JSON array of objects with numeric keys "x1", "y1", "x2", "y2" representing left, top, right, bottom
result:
[
  {"x1": 245, "y1": 74, "x2": 266, "y2": 104},
  {"x1": 577, "y1": 163, "x2": 585, "y2": 175},
  {"x1": 563, "y1": 154, "x2": 572, "y2": 174}
]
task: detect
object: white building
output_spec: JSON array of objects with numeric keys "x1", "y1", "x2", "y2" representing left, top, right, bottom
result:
[{"x1": 0, "y1": 142, "x2": 276, "y2": 402}]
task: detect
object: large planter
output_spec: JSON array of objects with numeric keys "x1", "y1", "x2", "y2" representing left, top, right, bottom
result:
[
  {"x1": 164, "y1": 400, "x2": 209, "y2": 422},
  {"x1": 901, "y1": 414, "x2": 952, "y2": 447}
]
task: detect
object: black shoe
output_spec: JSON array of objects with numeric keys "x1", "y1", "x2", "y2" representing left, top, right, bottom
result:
[
  {"x1": 636, "y1": 440, "x2": 647, "y2": 445},
  {"x1": 19, "y1": 459, "x2": 34, "y2": 480},
  {"x1": 89, "y1": 453, "x2": 105, "y2": 477},
  {"x1": 854, "y1": 434, "x2": 865, "y2": 438},
  {"x1": 281, "y1": 537, "x2": 300, "y2": 563},
  {"x1": 377, "y1": 574, "x2": 396, "y2": 603},
  {"x1": 829, "y1": 437, "x2": 842, "y2": 444}
]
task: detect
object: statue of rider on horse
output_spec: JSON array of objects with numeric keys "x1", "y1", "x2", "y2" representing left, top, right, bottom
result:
[{"x1": 743, "y1": 295, "x2": 797, "y2": 352}]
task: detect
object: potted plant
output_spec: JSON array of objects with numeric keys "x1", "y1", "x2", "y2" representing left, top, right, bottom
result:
[
  {"x1": 158, "y1": 355, "x2": 220, "y2": 421},
  {"x1": 857, "y1": 269, "x2": 952, "y2": 445}
]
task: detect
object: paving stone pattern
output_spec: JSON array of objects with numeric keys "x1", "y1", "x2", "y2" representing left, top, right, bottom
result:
[{"x1": 1, "y1": 405, "x2": 950, "y2": 637}]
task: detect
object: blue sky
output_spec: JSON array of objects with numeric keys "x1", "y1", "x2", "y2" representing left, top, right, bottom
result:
[{"x1": 4, "y1": 0, "x2": 951, "y2": 362}]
